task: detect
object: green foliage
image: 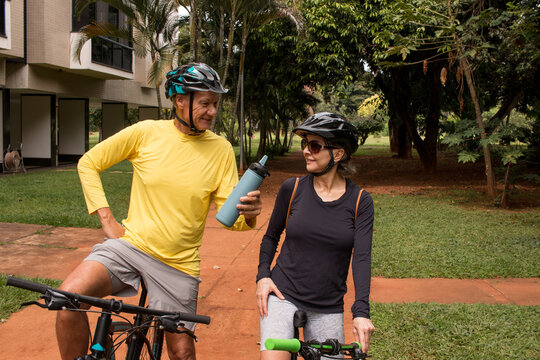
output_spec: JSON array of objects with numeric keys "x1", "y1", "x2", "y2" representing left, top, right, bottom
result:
[
  {"x1": 297, "y1": 0, "x2": 367, "y2": 87},
  {"x1": 313, "y1": 80, "x2": 386, "y2": 145},
  {"x1": 457, "y1": 150, "x2": 480, "y2": 164},
  {"x1": 355, "y1": 94, "x2": 388, "y2": 145},
  {"x1": 89, "y1": 108, "x2": 101, "y2": 132}
]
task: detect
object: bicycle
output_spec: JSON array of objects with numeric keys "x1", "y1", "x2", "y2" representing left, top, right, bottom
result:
[
  {"x1": 265, "y1": 338, "x2": 368, "y2": 360},
  {"x1": 6, "y1": 275, "x2": 211, "y2": 360},
  {"x1": 265, "y1": 309, "x2": 369, "y2": 360}
]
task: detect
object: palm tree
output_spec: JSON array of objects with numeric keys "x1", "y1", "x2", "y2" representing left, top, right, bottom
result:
[
  {"x1": 73, "y1": 0, "x2": 180, "y2": 119},
  {"x1": 232, "y1": 0, "x2": 303, "y2": 168}
]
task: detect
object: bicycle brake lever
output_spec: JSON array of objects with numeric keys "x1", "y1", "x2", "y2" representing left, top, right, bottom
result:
[
  {"x1": 159, "y1": 316, "x2": 198, "y2": 342},
  {"x1": 44, "y1": 290, "x2": 80, "y2": 311},
  {"x1": 20, "y1": 300, "x2": 47, "y2": 308}
]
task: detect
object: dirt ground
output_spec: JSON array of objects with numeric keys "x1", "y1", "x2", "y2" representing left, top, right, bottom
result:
[{"x1": 0, "y1": 150, "x2": 539, "y2": 359}]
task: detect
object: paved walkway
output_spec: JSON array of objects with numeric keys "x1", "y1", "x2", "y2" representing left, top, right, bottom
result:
[{"x1": 1, "y1": 214, "x2": 539, "y2": 359}]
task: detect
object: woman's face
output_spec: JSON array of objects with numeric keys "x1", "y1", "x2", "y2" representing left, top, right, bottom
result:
[
  {"x1": 301, "y1": 133, "x2": 344, "y2": 173},
  {"x1": 302, "y1": 134, "x2": 330, "y2": 173}
]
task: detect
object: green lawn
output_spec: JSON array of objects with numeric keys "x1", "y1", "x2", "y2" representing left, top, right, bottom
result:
[
  {"x1": 1, "y1": 159, "x2": 538, "y2": 278},
  {"x1": 0, "y1": 274, "x2": 62, "y2": 321},
  {"x1": 372, "y1": 193, "x2": 540, "y2": 278},
  {"x1": 369, "y1": 302, "x2": 539, "y2": 359}
]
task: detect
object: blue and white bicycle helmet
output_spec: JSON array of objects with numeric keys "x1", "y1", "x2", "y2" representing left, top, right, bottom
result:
[{"x1": 165, "y1": 63, "x2": 227, "y2": 134}]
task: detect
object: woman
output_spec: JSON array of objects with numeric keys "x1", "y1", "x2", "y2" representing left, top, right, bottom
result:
[{"x1": 256, "y1": 112, "x2": 375, "y2": 359}]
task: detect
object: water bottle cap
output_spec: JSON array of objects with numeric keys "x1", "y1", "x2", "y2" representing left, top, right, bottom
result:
[{"x1": 248, "y1": 156, "x2": 270, "y2": 177}]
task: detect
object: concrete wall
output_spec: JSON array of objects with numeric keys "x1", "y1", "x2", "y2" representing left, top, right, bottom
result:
[
  {"x1": 6, "y1": 64, "x2": 159, "y2": 107},
  {"x1": 26, "y1": 0, "x2": 71, "y2": 68},
  {"x1": 0, "y1": 0, "x2": 24, "y2": 58}
]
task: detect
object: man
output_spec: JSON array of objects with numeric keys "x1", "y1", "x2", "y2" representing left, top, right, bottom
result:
[{"x1": 56, "y1": 63, "x2": 262, "y2": 360}]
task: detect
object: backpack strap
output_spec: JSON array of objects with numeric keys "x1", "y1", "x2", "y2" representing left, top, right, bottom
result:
[
  {"x1": 354, "y1": 189, "x2": 365, "y2": 222},
  {"x1": 285, "y1": 177, "x2": 300, "y2": 229}
]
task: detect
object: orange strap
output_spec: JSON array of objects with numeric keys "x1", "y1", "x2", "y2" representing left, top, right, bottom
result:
[
  {"x1": 355, "y1": 189, "x2": 364, "y2": 222},
  {"x1": 285, "y1": 177, "x2": 300, "y2": 229},
  {"x1": 286, "y1": 178, "x2": 363, "y2": 227}
]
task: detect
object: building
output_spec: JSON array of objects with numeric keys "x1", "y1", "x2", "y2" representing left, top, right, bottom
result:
[{"x1": 0, "y1": 0, "x2": 163, "y2": 172}]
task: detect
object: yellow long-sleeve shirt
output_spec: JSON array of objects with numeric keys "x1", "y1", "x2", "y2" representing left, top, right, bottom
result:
[{"x1": 78, "y1": 120, "x2": 253, "y2": 277}]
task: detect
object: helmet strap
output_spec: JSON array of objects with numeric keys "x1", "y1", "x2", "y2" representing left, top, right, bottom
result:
[
  {"x1": 189, "y1": 92, "x2": 205, "y2": 135},
  {"x1": 173, "y1": 94, "x2": 205, "y2": 135},
  {"x1": 312, "y1": 148, "x2": 335, "y2": 177}
]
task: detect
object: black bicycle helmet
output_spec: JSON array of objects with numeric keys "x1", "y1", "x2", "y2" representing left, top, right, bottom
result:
[
  {"x1": 293, "y1": 112, "x2": 359, "y2": 156},
  {"x1": 165, "y1": 63, "x2": 228, "y2": 99},
  {"x1": 165, "y1": 63, "x2": 227, "y2": 134}
]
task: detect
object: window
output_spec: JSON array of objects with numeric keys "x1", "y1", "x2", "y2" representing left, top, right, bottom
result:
[
  {"x1": 72, "y1": 1, "x2": 132, "y2": 73},
  {"x1": 72, "y1": 1, "x2": 96, "y2": 32},
  {"x1": 0, "y1": 0, "x2": 6, "y2": 37},
  {"x1": 91, "y1": 37, "x2": 132, "y2": 72}
]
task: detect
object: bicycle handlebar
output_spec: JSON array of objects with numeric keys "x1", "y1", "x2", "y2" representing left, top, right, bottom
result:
[
  {"x1": 265, "y1": 338, "x2": 368, "y2": 359},
  {"x1": 265, "y1": 338, "x2": 301, "y2": 352},
  {"x1": 6, "y1": 276, "x2": 211, "y2": 325}
]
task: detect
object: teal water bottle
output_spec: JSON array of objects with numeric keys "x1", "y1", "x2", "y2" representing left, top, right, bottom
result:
[{"x1": 216, "y1": 155, "x2": 270, "y2": 227}]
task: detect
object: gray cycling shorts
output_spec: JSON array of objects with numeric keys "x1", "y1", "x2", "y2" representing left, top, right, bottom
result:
[
  {"x1": 84, "y1": 238, "x2": 201, "y2": 331},
  {"x1": 260, "y1": 295, "x2": 344, "y2": 358}
]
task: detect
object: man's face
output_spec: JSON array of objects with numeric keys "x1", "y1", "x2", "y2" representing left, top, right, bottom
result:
[{"x1": 175, "y1": 92, "x2": 219, "y2": 132}]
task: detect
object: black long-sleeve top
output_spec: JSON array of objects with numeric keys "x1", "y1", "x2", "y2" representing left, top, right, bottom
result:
[{"x1": 257, "y1": 174, "x2": 374, "y2": 318}]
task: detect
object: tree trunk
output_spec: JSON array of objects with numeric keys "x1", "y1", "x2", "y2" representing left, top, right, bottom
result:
[
  {"x1": 448, "y1": 0, "x2": 496, "y2": 198},
  {"x1": 256, "y1": 104, "x2": 269, "y2": 160},
  {"x1": 421, "y1": 60, "x2": 443, "y2": 172},
  {"x1": 460, "y1": 56, "x2": 497, "y2": 197},
  {"x1": 392, "y1": 67, "x2": 439, "y2": 172},
  {"x1": 238, "y1": 24, "x2": 247, "y2": 170},
  {"x1": 389, "y1": 115, "x2": 412, "y2": 158},
  {"x1": 211, "y1": 8, "x2": 237, "y2": 131},
  {"x1": 196, "y1": 9, "x2": 202, "y2": 62},
  {"x1": 228, "y1": 71, "x2": 242, "y2": 143},
  {"x1": 396, "y1": 122, "x2": 412, "y2": 159},
  {"x1": 155, "y1": 84, "x2": 162, "y2": 120},
  {"x1": 189, "y1": 0, "x2": 196, "y2": 62},
  {"x1": 500, "y1": 162, "x2": 512, "y2": 208},
  {"x1": 218, "y1": 6, "x2": 225, "y2": 72}
]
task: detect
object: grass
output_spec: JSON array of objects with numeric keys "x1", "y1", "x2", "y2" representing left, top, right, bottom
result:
[
  {"x1": 1, "y1": 150, "x2": 538, "y2": 278},
  {"x1": 0, "y1": 160, "x2": 133, "y2": 228},
  {"x1": 369, "y1": 302, "x2": 539, "y2": 359},
  {"x1": 0, "y1": 274, "x2": 62, "y2": 321},
  {"x1": 372, "y1": 193, "x2": 540, "y2": 278}
]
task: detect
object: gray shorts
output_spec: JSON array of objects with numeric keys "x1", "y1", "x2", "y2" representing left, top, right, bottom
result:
[
  {"x1": 260, "y1": 295, "x2": 344, "y2": 358},
  {"x1": 85, "y1": 238, "x2": 201, "y2": 331}
]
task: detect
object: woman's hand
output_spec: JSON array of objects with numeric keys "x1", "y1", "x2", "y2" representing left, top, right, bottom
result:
[
  {"x1": 97, "y1": 207, "x2": 125, "y2": 239},
  {"x1": 352, "y1": 317, "x2": 375, "y2": 353},
  {"x1": 237, "y1": 190, "x2": 262, "y2": 223},
  {"x1": 256, "y1": 277, "x2": 284, "y2": 317}
]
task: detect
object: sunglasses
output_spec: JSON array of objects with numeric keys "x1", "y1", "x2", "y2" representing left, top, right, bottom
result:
[{"x1": 301, "y1": 139, "x2": 340, "y2": 154}]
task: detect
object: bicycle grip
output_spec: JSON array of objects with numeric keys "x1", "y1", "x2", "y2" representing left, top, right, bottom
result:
[
  {"x1": 179, "y1": 313, "x2": 211, "y2": 325},
  {"x1": 6, "y1": 276, "x2": 50, "y2": 294},
  {"x1": 265, "y1": 338, "x2": 301, "y2": 352}
]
